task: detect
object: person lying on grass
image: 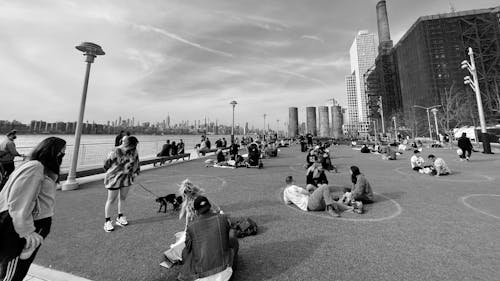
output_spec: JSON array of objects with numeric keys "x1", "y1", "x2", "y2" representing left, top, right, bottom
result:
[{"x1": 283, "y1": 176, "x2": 350, "y2": 217}]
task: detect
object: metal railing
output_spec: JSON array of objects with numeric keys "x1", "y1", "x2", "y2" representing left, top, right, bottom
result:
[{"x1": 14, "y1": 140, "x2": 196, "y2": 169}]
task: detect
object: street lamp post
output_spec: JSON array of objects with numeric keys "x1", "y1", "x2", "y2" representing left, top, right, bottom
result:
[
  {"x1": 392, "y1": 116, "x2": 397, "y2": 141},
  {"x1": 62, "y1": 42, "x2": 104, "y2": 191},
  {"x1": 462, "y1": 47, "x2": 492, "y2": 154},
  {"x1": 431, "y1": 108, "x2": 440, "y2": 140},
  {"x1": 230, "y1": 101, "x2": 237, "y2": 143},
  {"x1": 413, "y1": 105, "x2": 441, "y2": 141},
  {"x1": 378, "y1": 96, "x2": 386, "y2": 134}
]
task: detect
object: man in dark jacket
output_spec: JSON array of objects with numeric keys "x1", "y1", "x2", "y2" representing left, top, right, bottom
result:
[
  {"x1": 178, "y1": 196, "x2": 238, "y2": 281},
  {"x1": 0, "y1": 130, "x2": 23, "y2": 179},
  {"x1": 457, "y1": 132, "x2": 473, "y2": 161}
]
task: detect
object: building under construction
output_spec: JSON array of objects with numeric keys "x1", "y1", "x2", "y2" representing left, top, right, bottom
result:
[{"x1": 367, "y1": 2, "x2": 500, "y2": 136}]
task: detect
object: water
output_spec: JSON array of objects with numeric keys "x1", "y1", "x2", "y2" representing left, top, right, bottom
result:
[{"x1": 12, "y1": 134, "x2": 238, "y2": 169}]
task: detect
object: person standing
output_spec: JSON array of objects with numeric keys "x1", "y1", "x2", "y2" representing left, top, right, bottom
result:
[
  {"x1": 103, "y1": 136, "x2": 140, "y2": 232},
  {"x1": 0, "y1": 130, "x2": 24, "y2": 180},
  {"x1": 114, "y1": 130, "x2": 125, "y2": 147},
  {"x1": 457, "y1": 132, "x2": 473, "y2": 161},
  {"x1": 0, "y1": 137, "x2": 66, "y2": 281}
]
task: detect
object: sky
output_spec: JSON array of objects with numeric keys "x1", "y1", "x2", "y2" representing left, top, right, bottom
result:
[{"x1": 1, "y1": 0, "x2": 499, "y2": 129}]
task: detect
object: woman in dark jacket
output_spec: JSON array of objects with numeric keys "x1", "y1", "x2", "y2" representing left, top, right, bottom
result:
[{"x1": 350, "y1": 166, "x2": 374, "y2": 204}]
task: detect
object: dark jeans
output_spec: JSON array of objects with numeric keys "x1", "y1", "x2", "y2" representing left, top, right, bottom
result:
[
  {"x1": 460, "y1": 148, "x2": 471, "y2": 159},
  {"x1": 0, "y1": 212, "x2": 52, "y2": 281},
  {"x1": 1, "y1": 161, "x2": 15, "y2": 178}
]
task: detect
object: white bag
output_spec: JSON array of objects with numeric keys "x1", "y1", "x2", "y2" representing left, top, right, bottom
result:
[
  {"x1": 456, "y1": 148, "x2": 463, "y2": 155},
  {"x1": 164, "y1": 231, "x2": 186, "y2": 262}
]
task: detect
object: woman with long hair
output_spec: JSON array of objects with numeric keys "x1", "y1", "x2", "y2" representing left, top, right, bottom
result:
[
  {"x1": 350, "y1": 166, "x2": 374, "y2": 204},
  {"x1": 103, "y1": 136, "x2": 140, "y2": 232},
  {"x1": 0, "y1": 137, "x2": 66, "y2": 281}
]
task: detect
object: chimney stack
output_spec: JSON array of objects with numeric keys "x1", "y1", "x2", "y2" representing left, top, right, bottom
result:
[{"x1": 376, "y1": 0, "x2": 393, "y2": 50}]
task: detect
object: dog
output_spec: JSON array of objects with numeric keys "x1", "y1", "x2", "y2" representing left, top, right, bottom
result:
[{"x1": 156, "y1": 194, "x2": 183, "y2": 213}]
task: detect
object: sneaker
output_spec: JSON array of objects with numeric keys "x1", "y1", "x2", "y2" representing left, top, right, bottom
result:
[
  {"x1": 160, "y1": 260, "x2": 175, "y2": 269},
  {"x1": 326, "y1": 205, "x2": 340, "y2": 217},
  {"x1": 116, "y1": 216, "x2": 128, "y2": 226},
  {"x1": 104, "y1": 221, "x2": 114, "y2": 232}
]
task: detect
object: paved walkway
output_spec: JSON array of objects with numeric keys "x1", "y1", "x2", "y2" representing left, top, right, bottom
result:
[
  {"x1": 25, "y1": 145, "x2": 500, "y2": 281},
  {"x1": 25, "y1": 264, "x2": 91, "y2": 281}
]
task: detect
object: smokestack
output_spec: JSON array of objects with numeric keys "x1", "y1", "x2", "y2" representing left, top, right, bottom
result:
[{"x1": 376, "y1": 0, "x2": 392, "y2": 48}]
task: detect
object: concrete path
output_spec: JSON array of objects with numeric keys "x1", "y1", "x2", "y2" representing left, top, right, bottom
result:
[{"x1": 24, "y1": 264, "x2": 91, "y2": 281}]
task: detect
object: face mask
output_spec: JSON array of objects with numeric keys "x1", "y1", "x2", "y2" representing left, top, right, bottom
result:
[{"x1": 57, "y1": 153, "x2": 65, "y2": 166}]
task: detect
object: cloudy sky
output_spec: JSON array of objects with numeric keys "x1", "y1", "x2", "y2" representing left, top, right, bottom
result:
[{"x1": 1, "y1": 0, "x2": 498, "y2": 128}]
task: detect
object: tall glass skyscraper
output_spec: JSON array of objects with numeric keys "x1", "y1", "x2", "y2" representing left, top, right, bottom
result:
[{"x1": 345, "y1": 30, "x2": 378, "y2": 135}]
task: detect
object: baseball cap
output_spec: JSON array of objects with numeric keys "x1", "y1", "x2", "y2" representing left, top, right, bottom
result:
[{"x1": 193, "y1": 196, "x2": 211, "y2": 212}]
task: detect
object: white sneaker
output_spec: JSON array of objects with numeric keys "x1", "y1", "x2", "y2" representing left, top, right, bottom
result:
[
  {"x1": 116, "y1": 216, "x2": 128, "y2": 226},
  {"x1": 104, "y1": 221, "x2": 114, "y2": 232}
]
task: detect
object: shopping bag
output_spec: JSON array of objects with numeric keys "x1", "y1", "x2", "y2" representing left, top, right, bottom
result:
[{"x1": 164, "y1": 231, "x2": 186, "y2": 262}]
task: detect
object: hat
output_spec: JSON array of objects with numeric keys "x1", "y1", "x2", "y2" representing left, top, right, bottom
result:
[
  {"x1": 6, "y1": 130, "x2": 16, "y2": 137},
  {"x1": 193, "y1": 196, "x2": 211, "y2": 212}
]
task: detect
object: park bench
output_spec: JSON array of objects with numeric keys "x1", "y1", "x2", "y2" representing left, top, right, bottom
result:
[{"x1": 143, "y1": 153, "x2": 191, "y2": 166}]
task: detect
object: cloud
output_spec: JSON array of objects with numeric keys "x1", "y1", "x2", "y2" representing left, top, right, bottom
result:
[{"x1": 301, "y1": 35, "x2": 325, "y2": 44}]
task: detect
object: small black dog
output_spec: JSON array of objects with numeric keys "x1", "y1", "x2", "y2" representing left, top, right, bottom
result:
[{"x1": 156, "y1": 194, "x2": 183, "y2": 213}]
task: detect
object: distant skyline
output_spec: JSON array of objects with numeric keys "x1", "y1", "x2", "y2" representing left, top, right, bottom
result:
[{"x1": 1, "y1": 0, "x2": 499, "y2": 128}]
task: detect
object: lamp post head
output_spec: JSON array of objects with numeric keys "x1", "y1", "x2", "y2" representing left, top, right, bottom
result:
[
  {"x1": 230, "y1": 100, "x2": 237, "y2": 108},
  {"x1": 76, "y1": 42, "x2": 105, "y2": 63},
  {"x1": 431, "y1": 108, "x2": 439, "y2": 114}
]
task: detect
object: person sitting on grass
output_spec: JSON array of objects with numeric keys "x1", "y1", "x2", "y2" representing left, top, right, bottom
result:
[
  {"x1": 177, "y1": 196, "x2": 238, "y2": 281},
  {"x1": 410, "y1": 150, "x2": 425, "y2": 172},
  {"x1": 382, "y1": 145, "x2": 397, "y2": 160},
  {"x1": 350, "y1": 166, "x2": 374, "y2": 204},
  {"x1": 216, "y1": 149, "x2": 226, "y2": 164},
  {"x1": 360, "y1": 144, "x2": 371, "y2": 153},
  {"x1": 283, "y1": 176, "x2": 346, "y2": 217},
  {"x1": 428, "y1": 154, "x2": 450, "y2": 176},
  {"x1": 305, "y1": 149, "x2": 317, "y2": 169},
  {"x1": 306, "y1": 161, "x2": 328, "y2": 192}
]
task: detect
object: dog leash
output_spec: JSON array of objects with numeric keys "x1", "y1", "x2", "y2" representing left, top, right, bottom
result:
[{"x1": 136, "y1": 182, "x2": 160, "y2": 198}]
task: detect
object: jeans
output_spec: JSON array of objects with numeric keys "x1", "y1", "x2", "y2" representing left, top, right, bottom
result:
[{"x1": 307, "y1": 185, "x2": 342, "y2": 211}]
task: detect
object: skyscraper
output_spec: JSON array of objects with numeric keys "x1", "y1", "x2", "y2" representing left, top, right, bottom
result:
[
  {"x1": 346, "y1": 30, "x2": 378, "y2": 135},
  {"x1": 345, "y1": 75, "x2": 358, "y2": 134}
]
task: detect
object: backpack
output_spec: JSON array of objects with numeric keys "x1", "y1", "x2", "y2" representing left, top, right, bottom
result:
[{"x1": 229, "y1": 217, "x2": 258, "y2": 238}]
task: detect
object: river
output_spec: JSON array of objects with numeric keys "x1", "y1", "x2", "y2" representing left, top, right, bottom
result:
[{"x1": 11, "y1": 134, "x2": 240, "y2": 168}]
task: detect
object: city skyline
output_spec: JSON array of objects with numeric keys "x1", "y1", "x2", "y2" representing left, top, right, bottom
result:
[{"x1": 1, "y1": 0, "x2": 499, "y2": 128}]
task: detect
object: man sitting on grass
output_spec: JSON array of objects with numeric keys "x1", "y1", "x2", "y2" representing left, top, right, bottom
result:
[
  {"x1": 283, "y1": 176, "x2": 348, "y2": 217},
  {"x1": 410, "y1": 150, "x2": 425, "y2": 172},
  {"x1": 428, "y1": 154, "x2": 450, "y2": 176}
]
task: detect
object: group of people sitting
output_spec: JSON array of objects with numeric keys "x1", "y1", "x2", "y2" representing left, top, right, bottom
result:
[
  {"x1": 359, "y1": 143, "x2": 399, "y2": 160},
  {"x1": 305, "y1": 145, "x2": 336, "y2": 172},
  {"x1": 410, "y1": 150, "x2": 450, "y2": 176},
  {"x1": 156, "y1": 139, "x2": 186, "y2": 166},
  {"x1": 284, "y1": 164, "x2": 374, "y2": 217},
  {"x1": 207, "y1": 141, "x2": 263, "y2": 169}
]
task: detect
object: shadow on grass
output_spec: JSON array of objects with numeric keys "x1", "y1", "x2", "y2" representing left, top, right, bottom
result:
[
  {"x1": 235, "y1": 236, "x2": 327, "y2": 281},
  {"x1": 129, "y1": 214, "x2": 178, "y2": 225}
]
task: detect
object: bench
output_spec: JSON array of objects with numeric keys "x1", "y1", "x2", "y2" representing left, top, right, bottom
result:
[
  {"x1": 59, "y1": 153, "x2": 192, "y2": 181},
  {"x1": 142, "y1": 153, "x2": 191, "y2": 166}
]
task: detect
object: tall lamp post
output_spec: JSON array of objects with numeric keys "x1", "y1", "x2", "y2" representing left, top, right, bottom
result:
[
  {"x1": 413, "y1": 104, "x2": 441, "y2": 141},
  {"x1": 62, "y1": 42, "x2": 105, "y2": 191},
  {"x1": 392, "y1": 116, "x2": 397, "y2": 141},
  {"x1": 462, "y1": 47, "x2": 492, "y2": 154},
  {"x1": 230, "y1": 100, "x2": 237, "y2": 143},
  {"x1": 431, "y1": 108, "x2": 440, "y2": 140}
]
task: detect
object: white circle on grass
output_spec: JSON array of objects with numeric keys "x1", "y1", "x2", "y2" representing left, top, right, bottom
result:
[{"x1": 460, "y1": 194, "x2": 500, "y2": 220}]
